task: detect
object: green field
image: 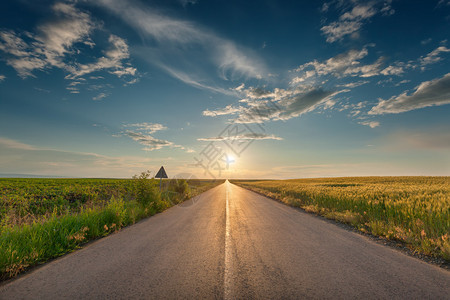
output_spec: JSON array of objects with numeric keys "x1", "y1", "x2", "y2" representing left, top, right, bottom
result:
[
  {"x1": 0, "y1": 174, "x2": 223, "y2": 281},
  {"x1": 232, "y1": 177, "x2": 449, "y2": 262}
]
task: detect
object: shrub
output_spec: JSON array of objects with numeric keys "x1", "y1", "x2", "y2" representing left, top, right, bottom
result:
[{"x1": 132, "y1": 171, "x2": 159, "y2": 206}]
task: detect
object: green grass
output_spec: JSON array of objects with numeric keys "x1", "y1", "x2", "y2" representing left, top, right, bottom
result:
[
  {"x1": 232, "y1": 177, "x2": 450, "y2": 262},
  {"x1": 0, "y1": 175, "x2": 223, "y2": 281}
]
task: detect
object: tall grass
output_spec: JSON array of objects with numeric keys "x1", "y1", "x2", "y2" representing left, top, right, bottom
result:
[
  {"x1": 232, "y1": 177, "x2": 449, "y2": 261},
  {"x1": 0, "y1": 174, "x2": 223, "y2": 281}
]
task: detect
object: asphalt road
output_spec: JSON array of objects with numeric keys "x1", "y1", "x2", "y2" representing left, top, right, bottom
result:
[{"x1": 1, "y1": 181, "x2": 449, "y2": 299}]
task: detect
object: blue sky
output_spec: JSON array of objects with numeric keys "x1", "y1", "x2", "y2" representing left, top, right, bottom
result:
[{"x1": 0, "y1": 0, "x2": 449, "y2": 178}]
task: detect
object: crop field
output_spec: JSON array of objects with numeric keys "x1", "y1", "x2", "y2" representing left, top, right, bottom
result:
[
  {"x1": 232, "y1": 177, "x2": 449, "y2": 262},
  {"x1": 0, "y1": 175, "x2": 223, "y2": 280}
]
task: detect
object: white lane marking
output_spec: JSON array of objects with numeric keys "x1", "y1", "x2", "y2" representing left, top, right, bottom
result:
[{"x1": 224, "y1": 181, "x2": 232, "y2": 299}]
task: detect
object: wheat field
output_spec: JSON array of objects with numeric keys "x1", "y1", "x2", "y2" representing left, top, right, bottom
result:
[{"x1": 232, "y1": 177, "x2": 449, "y2": 261}]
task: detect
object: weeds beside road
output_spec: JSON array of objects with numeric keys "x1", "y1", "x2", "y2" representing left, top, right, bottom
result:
[{"x1": 0, "y1": 174, "x2": 223, "y2": 281}]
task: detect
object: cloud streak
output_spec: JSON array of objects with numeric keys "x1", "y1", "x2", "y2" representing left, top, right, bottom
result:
[
  {"x1": 0, "y1": 2, "x2": 137, "y2": 95},
  {"x1": 0, "y1": 137, "x2": 166, "y2": 178},
  {"x1": 65, "y1": 34, "x2": 136, "y2": 80},
  {"x1": 204, "y1": 86, "x2": 344, "y2": 123},
  {"x1": 321, "y1": 1, "x2": 394, "y2": 43},
  {"x1": 293, "y1": 47, "x2": 384, "y2": 82},
  {"x1": 420, "y1": 46, "x2": 450, "y2": 67},
  {"x1": 197, "y1": 133, "x2": 283, "y2": 141},
  {"x1": 0, "y1": 3, "x2": 95, "y2": 78},
  {"x1": 120, "y1": 123, "x2": 192, "y2": 152},
  {"x1": 369, "y1": 73, "x2": 450, "y2": 114},
  {"x1": 96, "y1": 0, "x2": 265, "y2": 90}
]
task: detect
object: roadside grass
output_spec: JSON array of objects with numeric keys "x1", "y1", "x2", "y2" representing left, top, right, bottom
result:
[
  {"x1": 231, "y1": 177, "x2": 450, "y2": 262},
  {"x1": 0, "y1": 174, "x2": 223, "y2": 281}
]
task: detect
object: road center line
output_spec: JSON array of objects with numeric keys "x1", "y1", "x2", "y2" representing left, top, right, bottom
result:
[{"x1": 224, "y1": 182, "x2": 232, "y2": 299}]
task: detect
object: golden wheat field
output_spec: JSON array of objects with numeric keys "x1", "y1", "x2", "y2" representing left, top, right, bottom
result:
[{"x1": 232, "y1": 177, "x2": 450, "y2": 261}]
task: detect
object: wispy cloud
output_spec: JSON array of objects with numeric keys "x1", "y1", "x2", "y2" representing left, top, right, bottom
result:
[
  {"x1": 380, "y1": 65, "x2": 404, "y2": 76},
  {"x1": 0, "y1": 3, "x2": 95, "y2": 78},
  {"x1": 337, "y1": 80, "x2": 369, "y2": 88},
  {"x1": 125, "y1": 131, "x2": 174, "y2": 151},
  {"x1": 0, "y1": 136, "x2": 167, "y2": 178},
  {"x1": 377, "y1": 43, "x2": 450, "y2": 75},
  {"x1": 204, "y1": 86, "x2": 345, "y2": 123},
  {"x1": 178, "y1": 0, "x2": 198, "y2": 6},
  {"x1": 369, "y1": 73, "x2": 450, "y2": 114},
  {"x1": 359, "y1": 120, "x2": 380, "y2": 128},
  {"x1": 198, "y1": 133, "x2": 283, "y2": 141},
  {"x1": 119, "y1": 122, "x2": 192, "y2": 152},
  {"x1": 93, "y1": 93, "x2": 107, "y2": 101},
  {"x1": 36, "y1": 2, "x2": 96, "y2": 66},
  {"x1": 124, "y1": 122, "x2": 167, "y2": 133},
  {"x1": 383, "y1": 128, "x2": 450, "y2": 151},
  {"x1": 0, "y1": 74, "x2": 5, "y2": 82},
  {"x1": 203, "y1": 105, "x2": 241, "y2": 117},
  {"x1": 96, "y1": 0, "x2": 265, "y2": 91},
  {"x1": 293, "y1": 46, "x2": 383, "y2": 81},
  {"x1": 158, "y1": 64, "x2": 235, "y2": 95},
  {"x1": 321, "y1": 1, "x2": 394, "y2": 43},
  {"x1": 65, "y1": 35, "x2": 136, "y2": 79},
  {"x1": 0, "y1": 137, "x2": 40, "y2": 151},
  {"x1": 0, "y1": 2, "x2": 137, "y2": 94},
  {"x1": 419, "y1": 46, "x2": 450, "y2": 68}
]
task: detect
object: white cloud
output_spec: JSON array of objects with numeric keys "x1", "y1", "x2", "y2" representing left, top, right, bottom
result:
[
  {"x1": 380, "y1": 1, "x2": 395, "y2": 15},
  {"x1": 66, "y1": 35, "x2": 135, "y2": 79},
  {"x1": 124, "y1": 78, "x2": 139, "y2": 86},
  {"x1": 369, "y1": 73, "x2": 450, "y2": 114},
  {"x1": 437, "y1": 0, "x2": 450, "y2": 6},
  {"x1": 385, "y1": 129, "x2": 450, "y2": 151},
  {"x1": 421, "y1": 38, "x2": 432, "y2": 45},
  {"x1": 119, "y1": 123, "x2": 191, "y2": 152},
  {"x1": 321, "y1": 2, "x2": 394, "y2": 43},
  {"x1": 179, "y1": 0, "x2": 198, "y2": 6},
  {"x1": 321, "y1": 21, "x2": 363, "y2": 43},
  {"x1": 380, "y1": 65, "x2": 404, "y2": 76},
  {"x1": 0, "y1": 74, "x2": 5, "y2": 82},
  {"x1": 0, "y1": 137, "x2": 40, "y2": 151},
  {"x1": 157, "y1": 64, "x2": 235, "y2": 95},
  {"x1": 340, "y1": 4, "x2": 378, "y2": 21},
  {"x1": 36, "y1": 3, "x2": 95, "y2": 67},
  {"x1": 359, "y1": 121, "x2": 380, "y2": 128},
  {"x1": 125, "y1": 131, "x2": 174, "y2": 151},
  {"x1": 0, "y1": 30, "x2": 30, "y2": 58},
  {"x1": 124, "y1": 122, "x2": 167, "y2": 133},
  {"x1": 96, "y1": 0, "x2": 265, "y2": 86},
  {"x1": 419, "y1": 46, "x2": 450, "y2": 67},
  {"x1": 216, "y1": 41, "x2": 264, "y2": 80},
  {"x1": 0, "y1": 31, "x2": 47, "y2": 77},
  {"x1": 294, "y1": 47, "x2": 383, "y2": 80},
  {"x1": 395, "y1": 79, "x2": 410, "y2": 86},
  {"x1": 0, "y1": 136, "x2": 169, "y2": 178},
  {"x1": 337, "y1": 80, "x2": 369, "y2": 88},
  {"x1": 93, "y1": 93, "x2": 107, "y2": 101},
  {"x1": 90, "y1": 76, "x2": 104, "y2": 80},
  {"x1": 0, "y1": 3, "x2": 138, "y2": 93},
  {"x1": 203, "y1": 105, "x2": 241, "y2": 117},
  {"x1": 234, "y1": 83, "x2": 245, "y2": 91},
  {"x1": 197, "y1": 133, "x2": 283, "y2": 141},
  {"x1": 204, "y1": 86, "x2": 344, "y2": 123},
  {"x1": 0, "y1": 3, "x2": 96, "y2": 78},
  {"x1": 380, "y1": 44, "x2": 450, "y2": 76}
]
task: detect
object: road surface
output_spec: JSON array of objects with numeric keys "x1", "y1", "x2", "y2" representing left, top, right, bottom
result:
[{"x1": 1, "y1": 181, "x2": 449, "y2": 299}]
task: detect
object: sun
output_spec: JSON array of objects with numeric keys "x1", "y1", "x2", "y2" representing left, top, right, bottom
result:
[{"x1": 225, "y1": 154, "x2": 235, "y2": 165}]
